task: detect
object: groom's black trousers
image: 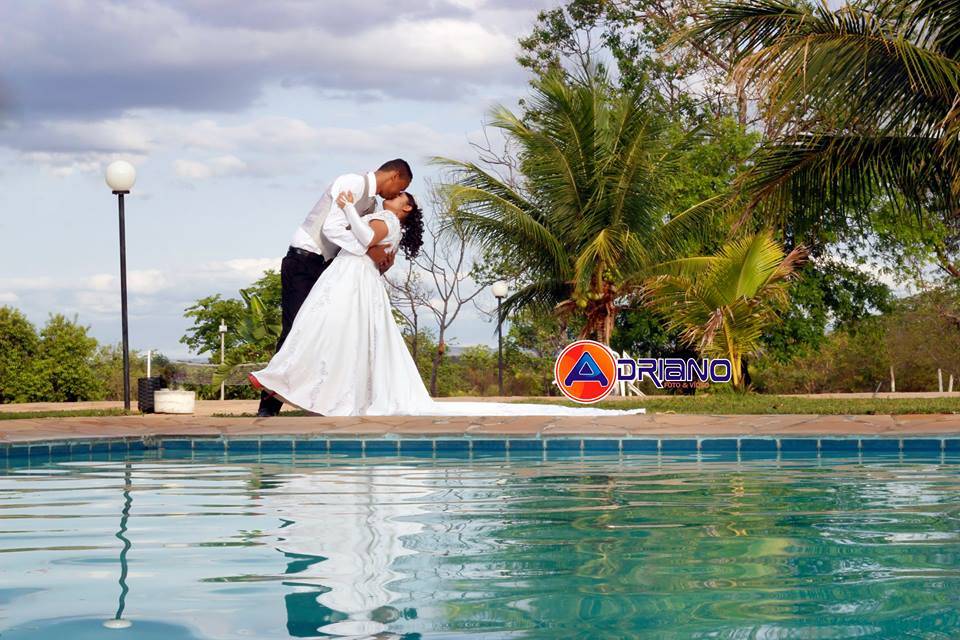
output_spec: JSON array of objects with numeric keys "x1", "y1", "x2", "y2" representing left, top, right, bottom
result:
[{"x1": 257, "y1": 247, "x2": 331, "y2": 416}]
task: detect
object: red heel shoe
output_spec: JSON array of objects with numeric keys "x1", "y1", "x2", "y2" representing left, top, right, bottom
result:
[{"x1": 248, "y1": 373, "x2": 276, "y2": 397}]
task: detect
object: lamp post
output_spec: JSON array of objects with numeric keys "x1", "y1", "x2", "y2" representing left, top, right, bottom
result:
[
  {"x1": 219, "y1": 319, "x2": 228, "y2": 401},
  {"x1": 105, "y1": 161, "x2": 137, "y2": 411},
  {"x1": 492, "y1": 280, "x2": 508, "y2": 397}
]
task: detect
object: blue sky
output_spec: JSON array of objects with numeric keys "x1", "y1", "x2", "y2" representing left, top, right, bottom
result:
[{"x1": 0, "y1": 0, "x2": 554, "y2": 359}]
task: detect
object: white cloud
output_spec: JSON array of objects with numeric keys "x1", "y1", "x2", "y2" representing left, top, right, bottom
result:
[
  {"x1": 83, "y1": 269, "x2": 172, "y2": 295},
  {"x1": 0, "y1": 292, "x2": 19, "y2": 303},
  {"x1": 0, "y1": 276, "x2": 58, "y2": 291},
  {"x1": 0, "y1": 0, "x2": 545, "y2": 116},
  {"x1": 174, "y1": 155, "x2": 248, "y2": 180},
  {"x1": 194, "y1": 257, "x2": 282, "y2": 283}
]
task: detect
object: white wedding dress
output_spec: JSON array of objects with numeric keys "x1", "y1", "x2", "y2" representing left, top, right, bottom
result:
[{"x1": 252, "y1": 208, "x2": 644, "y2": 417}]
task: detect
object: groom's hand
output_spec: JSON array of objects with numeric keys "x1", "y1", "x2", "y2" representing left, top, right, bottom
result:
[{"x1": 367, "y1": 245, "x2": 393, "y2": 274}]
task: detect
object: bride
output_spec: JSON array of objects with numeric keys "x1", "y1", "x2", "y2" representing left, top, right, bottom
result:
[{"x1": 250, "y1": 191, "x2": 643, "y2": 417}]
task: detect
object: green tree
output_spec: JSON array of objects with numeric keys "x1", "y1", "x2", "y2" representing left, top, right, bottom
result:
[
  {"x1": 762, "y1": 260, "x2": 893, "y2": 363},
  {"x1": 688, "y1": 0, "x2": 960, "y2": 270},
  {"x1": 29, "y1": 314, "x2": 103, "y2": 402},
  {"x1": 518, "y1": 0, "x2": 749, "y2": 124},
  {"x1": 438, "y1": 67, "x2": 709, "y2": 345},
  {"x1": 0, "y1": 306, "x2": 42, "y2": 403},
  {"x1": 181, "y1": 270, "x2": 281, "y2": 361},
  {"x1": 645, "y1": 231, "x2": 807, "y2": 388}
]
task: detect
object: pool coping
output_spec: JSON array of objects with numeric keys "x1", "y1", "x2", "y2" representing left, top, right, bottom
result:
[{"x1": 4, "y1": 412, "x2": 960, "y2": 446}]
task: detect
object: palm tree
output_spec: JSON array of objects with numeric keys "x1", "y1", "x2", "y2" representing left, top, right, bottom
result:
[
  {"x1": 644, "y1": 231, "x2": 807, "y2": 389},
  {"x1": 686, "y1": 0, "x2": 960, "y2": 262},
  {"x1": 435, "y1": 67, "x2": 709, "y2": 344}
]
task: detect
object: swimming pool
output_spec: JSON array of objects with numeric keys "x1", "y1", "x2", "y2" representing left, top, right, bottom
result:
[{"x1": 2, "y1": 438, "x2": 959, "y2": 638}]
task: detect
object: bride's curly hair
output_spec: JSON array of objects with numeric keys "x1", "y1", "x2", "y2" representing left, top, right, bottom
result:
[{"x1": 398, "y1": 192, "x2": 424, "y2": 259}]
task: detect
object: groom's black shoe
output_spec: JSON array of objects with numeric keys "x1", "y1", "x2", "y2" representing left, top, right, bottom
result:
[{"x1": 257, "y1": 391, "x2": 282, "y2": 417}]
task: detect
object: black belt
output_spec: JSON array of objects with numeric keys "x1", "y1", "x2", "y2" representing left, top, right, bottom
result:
[{"x1": 287, "y1": 246, "x2": 328, "y2": 262}]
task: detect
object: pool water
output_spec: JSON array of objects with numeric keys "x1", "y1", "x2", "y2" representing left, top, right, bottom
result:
[{"x1": 1, "y1": 448, "x2": 959, "y2": 639}]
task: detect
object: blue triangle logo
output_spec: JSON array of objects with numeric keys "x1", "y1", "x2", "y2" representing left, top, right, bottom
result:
[{"x1": 564, "y1": 352, "x2": 609, "y2": 387}]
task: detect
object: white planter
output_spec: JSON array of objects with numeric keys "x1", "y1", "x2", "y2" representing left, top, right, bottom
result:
[{"x1": 154, "y1": 389, "x2": 196, "y2": 414}]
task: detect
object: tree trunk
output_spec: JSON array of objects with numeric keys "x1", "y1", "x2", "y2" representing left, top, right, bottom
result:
[
  {"x1": 429, "y1": 333, "x2": 445, "y2": 397},
  {"x1": 411, "y1": 318, "x2": 419, "y2": 362}
]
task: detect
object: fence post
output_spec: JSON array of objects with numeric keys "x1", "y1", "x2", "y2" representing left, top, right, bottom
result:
[
  {"x1": 939, "y1": 368, "x2": 944, "y2": 393},
  {"x1": 890, "y1": 366, "x2": 896, "y2": 393}
]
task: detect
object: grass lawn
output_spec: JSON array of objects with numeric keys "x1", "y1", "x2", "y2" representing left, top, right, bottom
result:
[
  {"x1": 210, "y1": 395, "x2": 960, "y2": 416},
  {"x1": 589, "y1": 395, "x2": 960, "y2": 415},
  {"x1": 0, "y1": 409, "x2": 131, "y2": 421},
  {"x1": 2, "y1": 397, "x2": 958, "y2": 419}
]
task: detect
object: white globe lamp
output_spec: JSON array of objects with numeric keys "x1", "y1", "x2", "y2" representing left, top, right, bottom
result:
[{"x1": 106, "y1": 160, "x2": 136, "y2": 193}]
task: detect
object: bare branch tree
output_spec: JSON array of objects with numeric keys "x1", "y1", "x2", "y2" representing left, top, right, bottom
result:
[
  {"x1": 385, "y1": 258, "x2": 431, "y2": 362},
  {"x1": 415, "y1": 184, "x2": 487, "y2": 396}
]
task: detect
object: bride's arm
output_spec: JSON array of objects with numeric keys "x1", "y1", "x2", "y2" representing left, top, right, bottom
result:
[{"x1": 322, "y1": 192, "x2": 389, "y2": 255}]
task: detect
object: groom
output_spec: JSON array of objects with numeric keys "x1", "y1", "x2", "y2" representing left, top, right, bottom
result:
[{"x1": 257, "y1": 159, "x2": 413, "y2": 417}]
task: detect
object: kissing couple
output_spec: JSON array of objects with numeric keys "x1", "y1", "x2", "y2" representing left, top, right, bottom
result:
[{"x1": 250, "y1": 159, "x2": 643, "y2": 418}]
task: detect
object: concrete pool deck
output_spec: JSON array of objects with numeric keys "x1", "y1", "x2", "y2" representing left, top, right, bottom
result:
[{"x1": 2, "y1": 399, "x2": 960, "y2": 444}]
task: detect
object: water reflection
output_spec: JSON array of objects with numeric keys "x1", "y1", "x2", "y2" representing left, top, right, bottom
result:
[
  {"x1": 267, "y1": 465, "x2": 433, "y2": 637},
  {"x1": 105, "y1": 461, "x2": 133, "y2": 629},
  {"x1": 2, "y1": 453, "x2": 959, "y2": 638}
]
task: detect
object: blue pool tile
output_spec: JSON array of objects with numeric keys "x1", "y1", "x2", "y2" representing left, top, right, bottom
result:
[
  {"x1": 508, "y1": 439, "x2": 543, "y2": 452},
  {"x1": 295, "y1": 439, "x2": 328, "y2": 452},
  {"x1": 91, "y1": 441, "x2": 111, "y2": 453},
  {"x1": 471, "y1": 439, "x2": 507, "y2": 455},
  {"x1": 9, "y1": 445, "x2": 29, "y2": 459},
  {"x1": 945, "y1": 439, "x2": 960, "y2": 453},
  {"x1": 819, "y1": 439, "x2": 859, "y2": 453},
  {"x1": 329, "y1": 440, "x2": 363, "y2": 454},
  {"x1": 128, "y1": 440, "x2": 146, "y2": 452},
  {"x1": 546, "y1": 439, "x2": 582, "y2": 451},
  {"x1": 364, "y1": 440, "x2": 400, "y2": 455},
  {"x1": 902, "y1": 438, "x2": 942, "y2": 453},
  {"x1": 780, "y1": 439, "x2": 819, "y2": 453},
  {"x1": 228, "y1": 439, "x2": 260, "y2": 452},
  {"x1": 861, "y1": 438, "x2": 900, "y2": 453},
  {"x1": 261, "y1": 440, "x2": 294, "y2": 453},
  {"x1": 700, "y1": 438, "x2": 738, "y2": 452},
  {"x1": 583, "y1": 439, "x2": 620, "y2": 452},
  {"x1": 194, "y1": 439, "x2": 226, "y2": 452},
  {"x1": 435, "y1": 439, "x2": 468, "y2": 452},
  {"x1": 739, "y1": 439, "x2": 778, "y2": 453},
  {"x1": 50, "y1": 444, "x2": 71, "y2": 458},
  {"x1": 162, "y1": 439, "x2": 192, "y2": 451},
  {"x1": 29, "y1": 444, "x2": 50, "y2": 458},
  {"x1": 622, "y1": 439, "x2": 658, "y2": 453},
  {"x1": 660, "y1": 439, "x2": 697, "y2": 453},
  {"x1": 399, "y1": 440, "x2": 434, "y2": 455}
]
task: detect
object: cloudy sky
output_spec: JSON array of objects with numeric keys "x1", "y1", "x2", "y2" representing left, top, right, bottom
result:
[{"x1": 0, "y1": 0, "x2": 554, "y2": 359}]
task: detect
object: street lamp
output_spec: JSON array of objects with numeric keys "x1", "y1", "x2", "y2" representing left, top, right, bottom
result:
[
  {"x1": 219, "y1": 319, "x2": 228, "y2": 401},
  {"x1": 105, "y1": 161, "x2": 136, "y2": 411},
  {"x1": 492, "y1": 280, "x2": 508, "y2": 396}
]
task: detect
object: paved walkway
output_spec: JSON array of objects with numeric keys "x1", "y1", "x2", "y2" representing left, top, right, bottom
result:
[{"x1": 2, "y1": 399, "x2": 960, "y2": 443}]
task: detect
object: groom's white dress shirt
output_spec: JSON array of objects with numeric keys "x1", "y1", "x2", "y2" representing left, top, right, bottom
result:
[{"x1": 290, "y1": 171, "x2": 378, "y2": 260}]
